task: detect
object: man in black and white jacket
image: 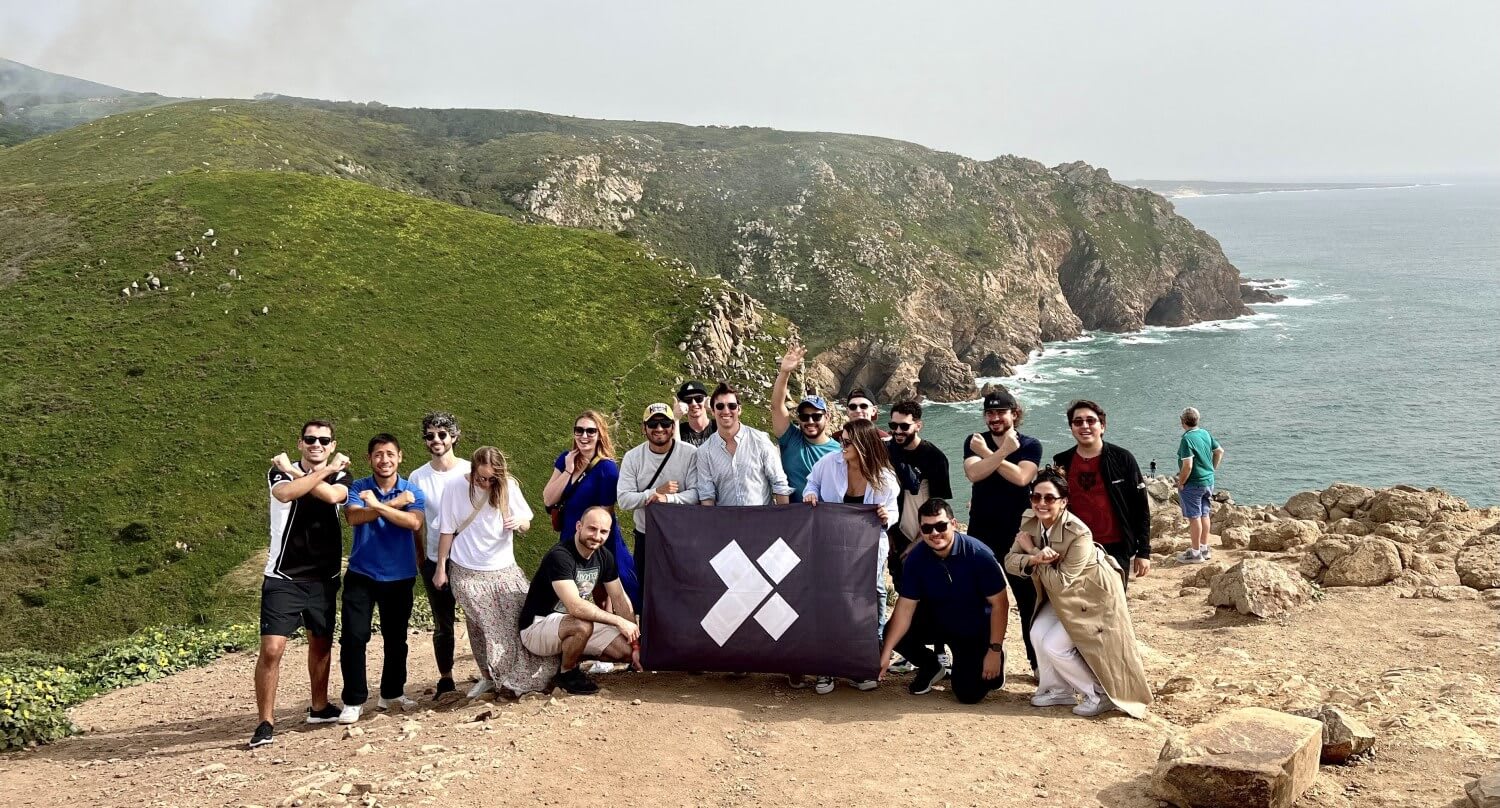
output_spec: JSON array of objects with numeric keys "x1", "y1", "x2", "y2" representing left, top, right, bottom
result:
[{"x1": 1051, "y1": 400, "x2": 1151, "y2": 591}]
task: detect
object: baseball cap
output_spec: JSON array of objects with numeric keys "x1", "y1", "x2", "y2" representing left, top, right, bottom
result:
[
  {"x1": 676, "y1": 381, "x2": 708, "y2": 402},
  {"x1": 983, "y1": 390, "x2": 1019, "y2": 411},
  {"x1": 642, "y1": 403, "x2": 676, "y2": 423},
  {"x1": 797, "y1": 394, "x2": 829, "y2": 413}
]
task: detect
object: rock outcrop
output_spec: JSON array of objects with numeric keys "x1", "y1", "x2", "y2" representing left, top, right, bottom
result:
[
  {"x1": 1456, "y1": 535, "x2": 1500, "y2": 591},
  {"x1": 1152, "y1": 707, "x2": 1323, "y2": 808},
  {"x1": 1208, "y1": 561, "x2": 1314, "y2": 619},
  {"x1": 1292, "y1": 704, "x2": 1376, "y2": 764}
]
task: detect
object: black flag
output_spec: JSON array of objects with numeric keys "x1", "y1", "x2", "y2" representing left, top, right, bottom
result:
[{"x1": 641, "y1": 503, "x2": 880, "y2": 680}]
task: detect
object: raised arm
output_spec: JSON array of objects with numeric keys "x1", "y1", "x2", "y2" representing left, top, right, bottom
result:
[{"x1": 770, "y1": 343, "x2": 804, "y2": 439}]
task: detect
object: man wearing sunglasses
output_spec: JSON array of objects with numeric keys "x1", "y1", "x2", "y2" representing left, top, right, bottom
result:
[
  {"x1": 878, "y1": 499, "x2": 1009, "y2": 704},
  {"x1": 1051, "y1": 400, "x2": 1151, "y2": 590},
  {"x1": 770, "y1": 343, "x2": 840, "y2": 501},
  {"x1": 407, "y1": 412, "x2": 470, "y2": 699},
  {"x1": 695, "y1": 382, "x2": 792, "y2": 507},
  {"x1": 886, "y1": 401, "x2": 953, "y2": 587},
  {"x1": 252, "y1": 419, "x2": 353, "y2": 749},
  {"x1": 675, "y1": 381, "x2": 715, "y2": 447},
  {"x1": 617, "y1": 402, "x2": 699, "y2": 611},
  {"x1": 834, "y1": 388, "x2": 890, "y2": 441}
]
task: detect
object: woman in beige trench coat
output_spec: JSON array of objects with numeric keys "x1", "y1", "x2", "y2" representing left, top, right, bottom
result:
[{"x1": 1003, "y1": 468, "x2": 1152, "y2": 718}]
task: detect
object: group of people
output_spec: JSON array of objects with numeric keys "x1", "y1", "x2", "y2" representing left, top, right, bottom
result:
[{"x1": 248, "y1": 343, "x2": 1226, "y2": 749}]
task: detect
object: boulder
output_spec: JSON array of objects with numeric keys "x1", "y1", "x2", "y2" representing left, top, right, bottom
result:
[
  {"x1": 1422, "y1": 523, "x2": 1475, "y2": 551},
  {"x1": 1366, "y1": 487, "x2": 1438, "y2": 525},
  {"x1": 1456, "y1": 535, "x2": 1500, "y2": 590},
  {"x1": 1291, "y1": 704, "x2": 1375, "y2": 764},
  {"x1": 1467, "y1": 771, "x2": 1500, "y2": 808},
  {"x1": 1283, "y1": 491, "x2": 1327, "y2": 522},
  {"x1": 1319, "y1": 483, "x2": 1375, "y2": 515},
  {"x1": 1209, "y1": 561, "x2": 1314, "y2": 618},
  {"x1": 1248, "y1": 520, "x2": 1321, "y2": 552},
  {"x1": 1322, "y1": 538, "x2": 1403, "y2": 587},
  {"x1": 1153, "y1": 507, "x2": 1188, "y2": 539},
  {"x1": 1325, "y1": 518, "x2": 1370, "y2": 537},
  {"x1": 1429, "y1": 487, "x2": 1470, "y2": 514},
  {"x1": 1212, "y1": 506, "x2": 1264, "y2": 533},
  {"x1": 1152, "y1": 707, "x2": 1322, "y2": 808},
  {"x1": 1147, "y1": 478, "x2": 1175, "y2": 503},
  {"x1": 1184, "y1": 561, "x2": 1230, "y2": 589},
  {"x1": 1372, "y1": 521, "x2": 1422, "y2": 544},
  {"x1": 1220, "y1": 526, "x2": 1252, "y2": 550}
]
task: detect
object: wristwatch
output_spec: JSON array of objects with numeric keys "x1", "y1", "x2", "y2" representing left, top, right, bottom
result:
[{"x1": 988, "y1": 642, "x2": 1003, "y2": 652}]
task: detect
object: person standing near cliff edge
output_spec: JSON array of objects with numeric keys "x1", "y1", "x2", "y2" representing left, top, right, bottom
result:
[{"x1": 1175, "y1": 407, "x2": 1224, "y2": 564}]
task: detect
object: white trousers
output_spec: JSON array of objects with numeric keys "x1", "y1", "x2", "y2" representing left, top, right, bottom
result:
[{"x1": 1031, "y1": 602, "x2": 1104, "y2": 700}]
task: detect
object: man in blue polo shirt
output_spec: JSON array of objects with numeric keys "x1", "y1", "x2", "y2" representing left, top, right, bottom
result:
[
  {"x1": 338, "y1": 433, "x2": 426, "y2": 724},
  {"x1": 878, "y1": 498, "x2": 1009, "y2": 704}
]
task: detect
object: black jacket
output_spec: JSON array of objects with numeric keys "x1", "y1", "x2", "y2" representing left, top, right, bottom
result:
[{"x1": 1052, "y1": 442, "x2": 1151, "y2": 559}]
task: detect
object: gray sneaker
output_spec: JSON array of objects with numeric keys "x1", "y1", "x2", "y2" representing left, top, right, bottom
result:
[
  {"x1": 1201, "y1": 545, "x2": 1214, "y2": 560},
  {"x1": 1073, "y1": 695, "x2": 1116, "y2": 717},
  {"x1": 1176, "y1": 548, "x2": 1204, "y2": 564}
]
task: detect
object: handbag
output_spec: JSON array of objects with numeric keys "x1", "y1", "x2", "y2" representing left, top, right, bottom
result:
[{"x1": 548, "y1": 457, "x2": 597, "y2": 532}]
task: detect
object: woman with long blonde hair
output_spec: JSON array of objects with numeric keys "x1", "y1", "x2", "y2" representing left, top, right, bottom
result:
[
  {"x1": 432, "y1": 446, "x2": 553, "y2": 697},
  {"x1": 542, "y1": 410, "x2": 638, "y2": 606}
]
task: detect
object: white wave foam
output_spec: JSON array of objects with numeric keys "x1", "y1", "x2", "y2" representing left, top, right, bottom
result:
[
  {"x1": 1119, "y1": 336, "x2": 1167, "y2": 345},
  {"x1": 1058, "y1": 367, "x2": 1096, "y2": 376}
]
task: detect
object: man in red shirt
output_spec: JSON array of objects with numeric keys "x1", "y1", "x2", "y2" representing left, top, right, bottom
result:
[{"x1": 1051, "y1": 400, "x2": 1151, "y2": 591}]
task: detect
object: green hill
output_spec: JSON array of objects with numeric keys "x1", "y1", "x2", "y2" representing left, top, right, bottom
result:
[
  {"x1": 0, "y1": 58, "x2": 178, "y2": 146},
  {"x1": 0, "y1": 166, "x2": 787, "y2": 651}
]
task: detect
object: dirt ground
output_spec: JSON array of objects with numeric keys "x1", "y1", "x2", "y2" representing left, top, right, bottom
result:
[{"x1": 2, "y1": 546, "x2": 1497, "y2": 808}]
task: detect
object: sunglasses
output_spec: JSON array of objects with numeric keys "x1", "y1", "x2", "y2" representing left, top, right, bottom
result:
[
  {"x1": 683, "y1": 395, "x2": 706, "y2": 405},
  {"x1": 887, "y1": 422, "x2": 914, "y2": 432},
  {"x1": 301, "y1": 435, "x2": 334, "y2": 446},
  {"x1": 919, "y1": 521, "x2": 950, "y2": 534},
  {"x1": 847, "y1": 402, "x2": 873, "y2": 411},
  {"x1": 475, "y1": 474, "x2": 502, "y2": 485},
  {"x1": 573, "y1": 426, "x2": 600, "y2": 436},
  {"x1": 713, "y1": 401, "x2": 740, "y2": 412},
  {"x1": 644, "y1": 419, "x2": 674, "y2": 430},
  {"x1": 1069, "y1": 417, "x2": 1101, "y2": 427},
  {"x1": 797, "y1": 411, "x2": 824, "y2": 422},
  {"x1": 1029, "y1": 493, "x2": 1064, "y2": 504},
  {"x1": 423, "y1": 430, "x2": 451, "y2": 442}
]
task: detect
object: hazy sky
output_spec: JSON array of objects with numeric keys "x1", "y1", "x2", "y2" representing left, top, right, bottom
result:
[{"x1": 3, "y1": 0, "x2": 1496, "y2": 180}]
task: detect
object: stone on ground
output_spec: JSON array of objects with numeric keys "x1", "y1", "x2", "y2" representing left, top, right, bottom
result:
[
  {"x1": 1208, "y1": 560, "x2": 1314, "y2": 618},
  {"x1": 1467, "y1": 771, "x2": 1500, "y2": 807},
  {"x1": 1152, "y1": 707, "x2": 1322, "y2": 808},
  {"x1": 1283, "y1": 491, "x2": 1327, "y2": 521},
  {"x1": 1456, "y1": 535, "x2": 1500, "y2": 590},
  {"x1": 1322, "y1": 538, "x2": 1403, "y2": 587},
  {"x1": 1291, "y1": 704, "x2": 1375, "y2": 764}
]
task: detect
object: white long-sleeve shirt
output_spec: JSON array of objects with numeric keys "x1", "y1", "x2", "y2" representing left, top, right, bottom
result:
[
  {"x1": 694, "y1": 424, "x2": 793, "y2": 506},
  {"x1": 802, "y1": 453, "x2": 900, "y2": 528},
  {"x1": 616, "y1": 439, "x2": 699, "y2": 533}
]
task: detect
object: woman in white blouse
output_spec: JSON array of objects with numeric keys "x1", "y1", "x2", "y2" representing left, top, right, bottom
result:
[
  {"x1": 432, "y1": 446, "x2": 554, "y2": 697},
  {"x1": 802, "y1": 418, "x2": 899, "y2": 694}
]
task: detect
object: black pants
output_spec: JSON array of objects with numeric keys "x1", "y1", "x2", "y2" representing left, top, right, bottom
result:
[
  {"x1": 419, "y1": 558, "x2": 457, "y2": 677},
  {"x1": 633, "y1": 529, "x2": 649, "y2": 616},
  {"x1": 887, "y1": 526, "x2": 912, "y2": 590},
  {"x1": 890, "y1": 606, "x2": 1003, "y2": 704},
  {"x1": 340, "y1": 571, "x2": 415, "y2": 705},
  {"x1": 1003, "y1": 571, "x2": 1038, "y2": 673},
  {"x1": 1099, "y1": 541, "x2": 1133, "y2": 593}
]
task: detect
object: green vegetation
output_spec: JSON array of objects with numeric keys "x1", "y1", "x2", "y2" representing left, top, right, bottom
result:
[{"x1": 0, "y1": 58, "x2": 179, "y2": 146}]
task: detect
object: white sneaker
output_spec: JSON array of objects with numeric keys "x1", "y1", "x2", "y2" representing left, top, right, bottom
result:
[
  {"x1": 466, "y1": 678, "x2": 494, "y2": 699},
  {"x1": 337, "y1": 704, "x2": 362, "y2": 724},
  {"x1": 1073, "y1": 695, "x2": 1115, "y2": 717},
  {"x1": 1176, "y1": 548, "x2": 1204, "y2": 564},
  {"x1": 377, "y1": 695, "x2": 418, "y2": 712},
  {"x1": 937, "y1": 651, "x2": 952, "y2": 670},
  {"x1": 1201, "y1": 545, "x2": 1214, "y2": 560},
  {"x1": 851, "y1": 679, "x2": 879, "y2": 691},
  {"x1": 1030, "y1": 689, "x2": 1078, "y2": 707},
  {"x1": 813, "y1": 676, "x2": 836, "y2": 695}
]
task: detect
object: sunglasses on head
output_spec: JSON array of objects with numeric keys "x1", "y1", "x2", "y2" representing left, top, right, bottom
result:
[
  {"x1": 887, "y1": 422, "x2": 914, "y2": 432},
  {"x1": 797, "y1": 411, "x2": 824, "y2": 422},
  {"x1": 683, "y1": 395, "x2": 706, "y2": 405},
  {"x1": 301, "y1": 435, "x2": 334, "y2": 446},
  {"x1": 644, "y1": 419, "x2": 674, "y2": 430},
  {"x1": 573, "y1": 426, "x2": 600, "y2": 436},
  {"x1": 1029, "y1": 493, "x2": 1064, "y2": 504},
  {"x1": 713, "y1": 401, "x2": 740, "y2": 412},
  {"x1": 1069, "y1": 417, "x2": 1100, "y2": 427},
  {"x1": 919, "y1": 520, "x2": 950, "y2": 534},
  {"x1": 423, "y1": 430, "x2": 450, "y2": 442}
]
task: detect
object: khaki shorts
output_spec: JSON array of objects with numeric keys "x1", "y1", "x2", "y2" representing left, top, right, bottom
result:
[{"x1": 520, "y1": 611, "x2": 623, "y2": 657}]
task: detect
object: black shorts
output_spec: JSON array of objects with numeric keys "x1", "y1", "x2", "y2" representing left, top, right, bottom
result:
[{"x1": 260, "y1": 576, "x2": 340, "y2": 638}]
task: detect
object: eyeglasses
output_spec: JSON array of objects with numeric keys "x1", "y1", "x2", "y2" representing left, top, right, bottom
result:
[
  {"x1": 301, "y1": 435, "x2": 334, "y2": 446},
  {"x1": 713, "y1": 401, "x2": 740, "y2": 412},
  {"x1": 919, "y1": 521, "x2": 950, "y2": 534},
  {"x1": 423, "y1": 431, "x2": 450, "y2": 442},
  {"x1": 848, "y1": 402, "x2": 873, "y2": 411},
  {"x1": 1069, "y1": 417, "x2": 1101, "y2": 427},
  {"x1": 573, "y1": 426, "x2": 600, "y2": 436},
  {"x1": 1029, "y1": 493, "x2": 1064, "y2": 504},
  {"x1": 683, "y1": 395, "x2": 706, "y2": 406},
  {"x1": 887, "y1": 422, "x2": 914, "y2": 432},
  {"x1": 644, "y1": 420, "x2": 674, "y2": 430},
  {"x1": 475, "y1": 474, "x2": 502, "y2": 485},
  {"x1": 797, "y1": 411, "x2": 824, "y2": 422}
]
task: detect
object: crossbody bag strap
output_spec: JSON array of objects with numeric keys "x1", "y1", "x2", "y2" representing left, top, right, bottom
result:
[{"x1": 642, "y1": 442, "x2": 675, "y2": 492}]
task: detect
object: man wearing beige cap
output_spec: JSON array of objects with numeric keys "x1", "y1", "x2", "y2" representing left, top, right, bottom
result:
[{"x1": 616, "y1": 402, "x2": 699, "y2": 613}]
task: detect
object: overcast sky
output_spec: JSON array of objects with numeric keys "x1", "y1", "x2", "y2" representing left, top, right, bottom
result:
[{"x1": 3, "y1": 0, "x2": 1496, "y2": 180}]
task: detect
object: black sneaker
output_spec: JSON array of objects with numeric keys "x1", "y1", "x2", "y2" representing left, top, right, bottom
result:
[
  {"x1": 306, "y1": 703, "x2": 342, "y2": 724},
  {"x1": 248, "y1": 721, "x2": 274, "y2": 749},
  {"x1": 435, "y1": 677, "x2": 457, "y2": 697},
  {"x1": 908, "y1": 664, "x2": 947, "y2": 696},
  {"x1": 555, "y1": 667, "x2": 600, "y2": 695}
]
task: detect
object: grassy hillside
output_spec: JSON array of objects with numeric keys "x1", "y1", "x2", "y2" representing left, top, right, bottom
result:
[
  {"x1": 0, "y1": 58, "x2": 178, "y2": 146},
  {"x1": 0, "y1": 167, "x2": 785, "y2": 652}
]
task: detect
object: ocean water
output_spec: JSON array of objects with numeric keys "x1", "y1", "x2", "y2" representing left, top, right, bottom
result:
[{"x1": 920, "y1": 183, "x2": 1500, "y2": 509}]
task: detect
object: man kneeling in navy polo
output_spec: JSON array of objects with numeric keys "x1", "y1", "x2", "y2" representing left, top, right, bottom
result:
[{"x1": 879, "y1": 498, "x2": 1009, "y2": 704}]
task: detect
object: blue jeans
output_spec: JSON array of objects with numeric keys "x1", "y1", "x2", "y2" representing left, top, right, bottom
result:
[{"x1": 1180, "y1": 485, "x2": 1213, "y2": 518}]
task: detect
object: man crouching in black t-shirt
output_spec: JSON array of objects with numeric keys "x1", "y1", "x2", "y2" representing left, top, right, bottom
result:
[
  {"x1": 250, "y1": 419, "x2": 353, "y2": 749},
  {"x1": 519, "y1": 506, "x2": 641, "y2": 695}
]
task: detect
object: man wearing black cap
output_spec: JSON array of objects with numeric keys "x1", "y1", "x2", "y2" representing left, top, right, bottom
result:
[
  {"x1": 962, "y1": 388, "x2": 1042, "y2": 673},
  {"x1": 676, "y1": 381, "x2": 714, "y2": 447}
]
